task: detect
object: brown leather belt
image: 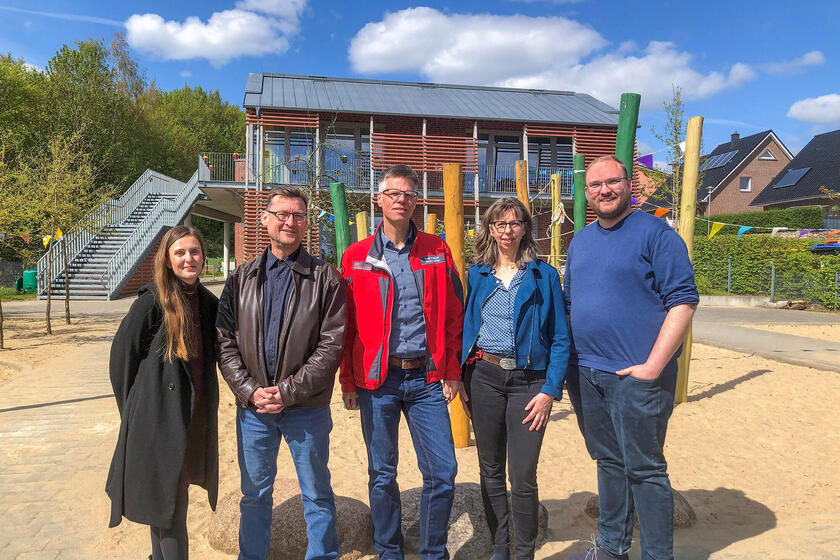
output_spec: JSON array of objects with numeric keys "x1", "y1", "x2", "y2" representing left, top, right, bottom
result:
[
  {"x1": 388, "y1": 356, "x2": 425, "y2": 370},
  {"x1": 476, "y1": 350, "x2": 517, "y2": 370}
]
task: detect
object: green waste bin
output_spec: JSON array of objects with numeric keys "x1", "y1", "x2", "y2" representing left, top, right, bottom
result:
[{"x1": 22, "y1": 269, "x2": 37, "y2": 293}]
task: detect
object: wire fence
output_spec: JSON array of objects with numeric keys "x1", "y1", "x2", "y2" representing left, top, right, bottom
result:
[{"x1": 699, "y1": 255, "x2": 840, "y2": 310}]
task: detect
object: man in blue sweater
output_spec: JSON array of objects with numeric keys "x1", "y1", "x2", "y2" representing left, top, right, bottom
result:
[{"x1": 564, "y1": 155, "x2": 698, "y2": 560}]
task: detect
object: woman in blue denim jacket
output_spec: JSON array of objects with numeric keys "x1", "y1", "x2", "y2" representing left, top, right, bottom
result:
[{"x1": 461, "y1": 197, "x2": 570, "y2": 560}]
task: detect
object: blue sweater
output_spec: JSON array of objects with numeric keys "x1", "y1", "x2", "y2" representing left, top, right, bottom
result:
[
  {"x1": 563, "y1": 211, "x2": 699, "y2": 374},
  {"x1": 462, "y1": 260, "x2": 570, "y2": 399}
]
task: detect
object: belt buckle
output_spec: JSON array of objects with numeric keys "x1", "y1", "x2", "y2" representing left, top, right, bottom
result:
[
  {"x1": 499, "y1": 357, "x2": 517, "y2": 370},
  {"x1": 401, "y1": 359, "x2": 413, "y2": 369}
]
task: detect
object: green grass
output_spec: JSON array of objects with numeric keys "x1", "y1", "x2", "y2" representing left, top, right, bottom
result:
[{"x1": 0, "y1": 287, "x2": 37, "y2": 301}]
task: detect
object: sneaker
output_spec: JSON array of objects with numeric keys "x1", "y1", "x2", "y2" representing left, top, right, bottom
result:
[{"x1": 565, "y1": 541, "x2": 628, "y2": 560}]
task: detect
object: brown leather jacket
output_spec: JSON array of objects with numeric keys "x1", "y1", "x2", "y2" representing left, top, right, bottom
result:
[{"x1": 216, "y1": 246, "x2": 346, "y2": 408}]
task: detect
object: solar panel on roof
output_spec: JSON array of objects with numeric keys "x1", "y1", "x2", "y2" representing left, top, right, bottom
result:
[
  {"x1": 774, "y1": 167, "x2": 811, "y2": 188},
  {"x1": 700, "y1": 150, "x2": 737, "y2": 171}
]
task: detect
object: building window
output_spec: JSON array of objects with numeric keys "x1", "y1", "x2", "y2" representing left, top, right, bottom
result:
[
  {"x1": 759, "y1": 149, "x2": 776, "y2": 160},
  {"x1": 739, "y1": 176, "x2": 752, "y2": 192}
]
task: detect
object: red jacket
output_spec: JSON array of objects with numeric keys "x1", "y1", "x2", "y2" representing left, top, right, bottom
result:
[{"x1": 339, "y1": 225, "x2": 464, "y2": 392}]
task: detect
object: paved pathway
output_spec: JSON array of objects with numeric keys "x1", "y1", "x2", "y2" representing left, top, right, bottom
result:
[{"x1": 693, "y1": 306, "x2": 840, "y2": 373}]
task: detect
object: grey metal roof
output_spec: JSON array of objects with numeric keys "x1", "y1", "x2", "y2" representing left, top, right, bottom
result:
[{"x1": 243, "y1": 73, "x2": 619, "y2": 126}]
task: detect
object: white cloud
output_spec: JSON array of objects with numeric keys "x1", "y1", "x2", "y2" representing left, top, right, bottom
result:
[
  {"x1": 787, "y1": 94, "x2": 840, "y2": 124},
  {"x1": 350, "y1": 8, "x2": 606, "y2": 85},
  {"x1": 179, "y1": 70, "x2": 193, "y2": 77},
  {"x1": 22, "y1": 62, "x2": 42, "y2": 72},
  {"x1": 761, "y1": 50, "x2": 825, "y2": 75},
  {"x1": 348, "y1": 8, "x2": 757, "y2": 109},
  {"x1": 125, "y1": 1, "x2": 306, "y2": 66}
]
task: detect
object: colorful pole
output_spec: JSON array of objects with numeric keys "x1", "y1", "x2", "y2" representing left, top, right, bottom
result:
[
  {"x1": 515, "y1": 160, "x2": 529, "y2": 208},
  {"x1": 573, "y1": 154, "x2": 586, "y2": 233},
  {"x1": 442, "y1": 163, "x2": 470, "y2": 448},
  {"x1": 614, "y1": 93, "x2": 641, "y2": 177},
  {"x1": 355, "y1": 211, "x2": 369, "y2": 241},
  {"x1": 329, "y1": 182, "x2": 350, "y2": 263},
  {"x1": 675, "y1": 115, "x2": 703, "y2": 404},
  {"x1": 550, "y1": 173, "x2": 562, "y2": 268},
  {"x1": 425, "y1": 212, "x2": 438, "y2": 234}
]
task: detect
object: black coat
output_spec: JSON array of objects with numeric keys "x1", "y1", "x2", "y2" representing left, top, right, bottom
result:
[{"x1": 106, "y1": 283, "x2": 219, "y2": 528}]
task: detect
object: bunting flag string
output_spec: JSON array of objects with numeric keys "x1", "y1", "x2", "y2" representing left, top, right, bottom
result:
[
  {"x1": 737, "y1": 226, "x2": 753, "y2": 240},
  {"x1": 708, "y1": 222, "x2": 725, "y2": 239},
  {"x1": 798, "y1": 229, "x2": 813, "y2": 238},
  {"x1": 828, "y1": 230, "x2": 840, "y2": 239},
  {"x1": 653, "y1": 207, "x2": 670, "y2": 218},
  {"x1": 771, "y1": 227, "x2": 788, "y2": 237}
]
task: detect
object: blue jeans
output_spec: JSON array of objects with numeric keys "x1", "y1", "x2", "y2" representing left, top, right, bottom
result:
[
  {"x1": 236, "y1": 406, "x2": 338, "y2": 560},
  {"x1": 566, "y1": 364, "x2": 677, "y2": 560},
  {"x1": 357, "y1": 367, "x2": 457, "y2": 560}
]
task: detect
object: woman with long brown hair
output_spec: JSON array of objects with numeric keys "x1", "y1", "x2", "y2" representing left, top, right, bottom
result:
[
  {"x1": 461, "y1": 198, "x2": 570, "y2": 560},
  {"x1": 106, "y1": 225, "x2": 219, "y2": 560}
]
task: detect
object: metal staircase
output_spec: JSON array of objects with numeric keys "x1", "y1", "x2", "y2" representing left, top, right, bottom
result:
[{"x1": 38, "y1": 169, "x2": 203, "y2": 300}]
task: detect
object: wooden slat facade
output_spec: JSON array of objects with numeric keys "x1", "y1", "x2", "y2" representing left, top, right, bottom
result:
[{"x1": 371, "y1": 132, "x2": 479, "y2": 172}]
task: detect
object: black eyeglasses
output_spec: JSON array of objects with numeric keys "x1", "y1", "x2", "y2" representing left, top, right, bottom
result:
[
  {"x1": 265, "y1": 209, "x2": 307, "y2": 223},
  {"x1": 490, "y1": 220, "x2": 525, "y2": 232},
  {"x1": 380, "y1": 189, "x2": 419, "y2": 201},
  {"x1": 585, "y1": 177, "x2": 626, "y2": 192}
]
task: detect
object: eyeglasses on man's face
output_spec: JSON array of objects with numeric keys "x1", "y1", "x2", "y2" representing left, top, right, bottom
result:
[
  {"x1": 380, "y1": 189, "x2": 419, "y2": 201},
  {"x1": 265, "y1": 209, "x2": 307, "y2": 223},
  {"x1": 585, "y1": 176, "x2": 627, "y2": 192},
  {"x1": 490, "y1": 220, "x2": 525, "y2": 232}
]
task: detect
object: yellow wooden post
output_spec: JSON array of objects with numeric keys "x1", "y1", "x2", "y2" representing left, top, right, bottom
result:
[
  {"x1": 675, "y1": 115, "x2": 703, "y2": 404},
  {"x1": 515, "y1": 160, "x2": 529, "y2": 208},
  {"x1": 550, "y1": 173, "x2": 562, "y2": 269},
  {"x1": 426, "y1": 212, "x2": 438, "y2": 234},
  {"x1": 355, "y1": 211, "x2": 370, "y2": 241},
  {"x1": 442, "y1": 163, "x2": 470, "y2": 448}
]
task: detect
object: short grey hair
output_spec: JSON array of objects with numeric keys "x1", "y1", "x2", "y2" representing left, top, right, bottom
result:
[
  {"x1": 265, "y1": 186, "x2": 309, "y2": 210},
  {"x1": 377, "y1": 164, "x2": 420, "y2": 192}
]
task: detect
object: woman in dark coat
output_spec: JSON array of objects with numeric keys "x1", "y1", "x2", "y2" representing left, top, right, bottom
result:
[{"x1": 106, "y1": 225, "x2": 219, "y2": 560}]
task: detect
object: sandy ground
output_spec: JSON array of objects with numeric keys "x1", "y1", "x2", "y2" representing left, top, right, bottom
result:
[
  {"x1": 0, "y1": 315, "x2": 839, "y2": 559},
  {"x1": 738, "y1": 323, "x2": 840, "y2": 344}
]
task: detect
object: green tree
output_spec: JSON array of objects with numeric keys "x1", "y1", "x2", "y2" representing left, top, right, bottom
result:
[
  {"x1": 650, "y1": 86, "x2": 688, "y2": 227},
  {"x1": 0, "y1": 55, "x2": 48, "y2": 163}
]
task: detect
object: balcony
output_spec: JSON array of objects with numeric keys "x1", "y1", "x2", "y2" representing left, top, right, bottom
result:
[{"x1": 198, "y1": 153, "x2": 574, "y2": 199}]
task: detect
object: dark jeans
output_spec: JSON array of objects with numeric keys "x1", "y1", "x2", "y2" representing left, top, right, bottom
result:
[
  {"x1": 465, "y1": 360, "x2": 547, "y2": 560},
  {"x1": 566, "y1": 364, "x2": 677, "y2": 560},
  {"x1": 357, "y1": 366, "x2": 458, "y2": 560},
  {"x1": 150, "y1": 483, "x2": 189, "y2": 560}
]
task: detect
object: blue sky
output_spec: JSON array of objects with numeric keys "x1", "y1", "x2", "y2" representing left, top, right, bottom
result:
[{"x1": 2, "y1": 0, "x2": 839, "y2": 164}]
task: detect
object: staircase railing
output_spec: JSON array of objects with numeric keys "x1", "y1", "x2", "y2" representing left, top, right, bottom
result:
[
  {"x1": 101, "y1": 171, "x2": 202, "y2": 299},
  {"x1": 36, "y1": 169, "x2": 184, "y2": 294}
]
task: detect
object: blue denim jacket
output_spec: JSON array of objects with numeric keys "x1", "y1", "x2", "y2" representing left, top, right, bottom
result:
[{"x1": 461, "y1": 260, "x2": 571, "y2": 399}]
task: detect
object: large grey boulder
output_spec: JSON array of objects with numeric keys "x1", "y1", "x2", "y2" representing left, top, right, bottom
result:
[
  {"x1": 208, "y1": 478, "x2": 373, "y2": 559},
  {"x1": 584, "y1": 489, "x2": 696, "y2": 528},
  {"x1": 400, "y1": 482, "x2": 548, "y2": 559}
]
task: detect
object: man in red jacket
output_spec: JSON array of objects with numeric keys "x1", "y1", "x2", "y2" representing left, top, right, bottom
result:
[{"x1": 340, "y1": 164, "x2": 465, "y2": 559}]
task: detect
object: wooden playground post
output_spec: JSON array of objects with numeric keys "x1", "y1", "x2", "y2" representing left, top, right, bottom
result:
[
  {"x1": 329, "y1": 182, "x2": 350, "y2": 263},
  {"x1": 355, "y1": 211, "x2": 369, "y2": 241},
  {"x1": 573, "y1": 154, "x2": 586, "y2": 233},
  {"x1": 675, "y1": 115, "x2": 703, "y2": 404},
  {"x1": 442, "y1": 163, "x2": 470, "y2": 448},
  {"x1": 515, "y1": 160, "x2": 529, "y2": 208},
  {"x1": 550, "y1": 173, "x2": 562, "y2": 268},
  {"x1": 425, "y1": 212, "x2": 438, "y2": 234}
]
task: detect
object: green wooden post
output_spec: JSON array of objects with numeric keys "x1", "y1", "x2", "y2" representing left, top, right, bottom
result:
[
  {"x1": 329, "y1": 182, "x2": 350, "y2": 263},
  {"x1": 615, "y1": 93, "x2": 641, "y2": 177},
  {"x1": 573, "y1": 154, "x2": 587, "y2": 233}
]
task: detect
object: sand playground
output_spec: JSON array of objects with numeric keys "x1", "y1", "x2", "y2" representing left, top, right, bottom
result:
[{"x1": 0, "y1": 309, "x2": 838, "y2": 559}]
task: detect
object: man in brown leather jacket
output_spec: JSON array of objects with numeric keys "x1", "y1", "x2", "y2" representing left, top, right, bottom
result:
[{"x1": 216, "y1": 186, "x2": 346, "y2": 560}]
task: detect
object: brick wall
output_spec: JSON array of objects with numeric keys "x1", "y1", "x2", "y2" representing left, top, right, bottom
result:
[
  {"x1": 708, "y1": 137, "x2": 792, "y2": 214},
  {"x1": 120, "y1": 238, "x2": 162, "y2": 298}
]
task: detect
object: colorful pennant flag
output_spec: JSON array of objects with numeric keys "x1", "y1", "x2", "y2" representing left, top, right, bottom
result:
[
  {"x1": 54, "y1": 227, "x2": 63, "y2": 239},
  {"x1": 468, "y1": 229, "x2": 475, "y2": 238},
  {"x1": 21, "y1": 234, "x2": 30, "y2": 244},
  {"x1": 654, "y1": 207, "x2": 670, "y2": 218},
  {"x1": 798, "y1": 229, "x2": 813, "y2": 238},
  {"x1": 708, "y1": 222, "x2": 725, "y2": 239},
  {"x1": 636, "y1": 154, "x2": 654, "y2": 169},
  {"x1": 771, "y1": 227, "x2": 787, "y2": 237},
  {"x1": 328, "y1": 215, "x2": 334, "y2": 223},
  {"x1": 678, "y1": 141, "x2": 686, "y2": 154},
  {"x1": 737, "y1": 226, "x2": 753, "y2": 240},
  {"x1": 631, "y1": 197, "x2": 640, "y2": 206},
  {"x1": 42, "y1": 235, "x2": 52, "y2": 248},
  {"x1": 827, "y1": 230, "x2": 840, "y2": 239},
  {"x1": 318, "y1": 210, "x2": 327, "y2": 219}
]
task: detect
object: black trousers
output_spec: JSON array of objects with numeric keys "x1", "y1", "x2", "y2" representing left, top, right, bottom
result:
[
  {"x1": 466, "y1": 359, "x2": 548, "y2": 560},
  {"x1": 150, "y1": 483, "x2": 190, "y2": 560}
]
